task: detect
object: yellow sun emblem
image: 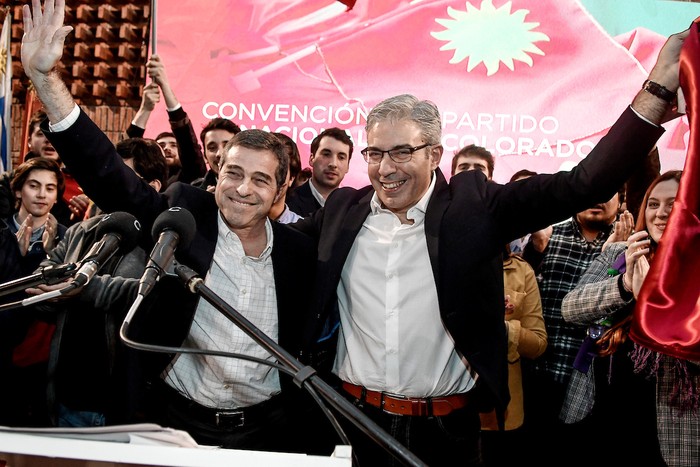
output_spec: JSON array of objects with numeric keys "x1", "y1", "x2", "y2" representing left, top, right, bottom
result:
[{"x1": 431, "y1": 0, "x2": 550, "y2": 76}]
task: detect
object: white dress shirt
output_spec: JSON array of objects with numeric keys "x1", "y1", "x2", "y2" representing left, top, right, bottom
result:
[
  {"x1": 164, "y1": 214, "x2": 281, "y2": 408},
  {"x1": 334, "y1": 173, "x2": 477, "y2": 397},
  {"x1": 309, "y1": 179, "x2": 326, "y2": 207}
]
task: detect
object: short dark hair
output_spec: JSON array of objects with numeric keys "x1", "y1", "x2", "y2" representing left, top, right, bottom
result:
[
  {"x1": 310, "y1": 127, "x2": 353, "y2": 160},
  {"x1": 222, "y1": 130, "x2": 288, "y2": 189},
  {"x1": 199, "y1": 118, "x2": 241, "y2": 148},
  {"x1": 155, "y1": 131, "x2": 175, "y2": 141},
  {"x1": 10, "y1": 157, "x2": 65, "y2": 209},
  {"x1": 116, "y1": 137, "x2": 168, "y2": 190},
  {"x1": 509, "y1": 169, "x2": 537, "y2": 183},
  {"x1": 272, "y1": 132, "x2": 301, "y2": 180},
  {"x1": 28, "y1": 110, "x2": 47, "y2": 137},
  {"x1": 451, "y1": 144, "x2": 495, "y2": 178}
]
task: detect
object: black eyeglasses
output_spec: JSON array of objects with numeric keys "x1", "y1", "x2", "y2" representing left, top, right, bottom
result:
[{"x1": 360, "y1": 143, "x2": 431, "y2": 164}]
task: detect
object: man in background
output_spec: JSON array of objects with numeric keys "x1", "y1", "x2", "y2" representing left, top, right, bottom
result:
[{"x1": 287, "y1": 127, "x2": 352, "y2": 217}]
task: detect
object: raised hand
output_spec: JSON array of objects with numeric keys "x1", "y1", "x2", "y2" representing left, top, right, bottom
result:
[
  {"x1": 15, "y1": 214, "x2": 33, "y2": 256},
  {"x1": 141, "y1": 82, "x2": 161, "y2": 112},
  {"x1": 622, "y1": 230, "x2": 651, "y2": 299},
  {"x1": 603, "y1": 210, "x2": 634, "y2": 251},
  {"x1": 147, "y1": 55, "x2": 170, "y2": 89},
  {"x1": 21, "y1": 0, "x2": 73, "y2": 79},
  {"x1": 41, "y1": 213, "x2": 59, "y2": 251},
  {"x1": 633, "y1": 24, "x2": 691, "y2": 124},
  {"x1": 68, "y1": 194, "x2": 90, "y2": 221},
  {"x1": 146, "y1": 54, "x2": 179, "y2": 108}
]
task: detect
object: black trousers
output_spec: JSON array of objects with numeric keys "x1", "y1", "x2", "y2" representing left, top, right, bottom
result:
[
  {"x1": 339, "y1": 392, "x2": 483, "y2": 467},
  {"x1": 148, "y1": 380, "x2": 306, "y2": 454}
]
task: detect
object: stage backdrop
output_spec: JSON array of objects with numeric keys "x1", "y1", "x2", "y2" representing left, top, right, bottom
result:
[{"x1": 149, "y1": 0, "x2": 700, "y2": 185}]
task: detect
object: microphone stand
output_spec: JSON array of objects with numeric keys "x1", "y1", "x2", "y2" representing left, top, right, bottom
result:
[
  {"x1": 0, "y1": 263, "x2": 77, "y2": 298},
  {"x1": 173, "y1": 264, "x2": 428, "y2": 467}
]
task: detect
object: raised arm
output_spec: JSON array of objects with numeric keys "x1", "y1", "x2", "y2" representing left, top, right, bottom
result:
[
  {"x1": 21, "y1": 0, "x2": 167, "y2": 226},
  {"x1": 487, "y1": 25, "x2": 690, "y2": 246},
  {"x1": 21, "y1": 0, "x2": 74, "y2": 123},
  {"x1": 148, "y1": 55, "x2": 206, "y2": 183},
  {"x1": 127, "y1": 82, "x2": 161, "y2": 138},
  {"x1": 630, "y1": 26, "x2": 688, "y2": 125}
]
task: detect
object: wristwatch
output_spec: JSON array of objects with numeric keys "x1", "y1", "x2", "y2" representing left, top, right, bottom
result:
[{"x1": 642, "y1": 79, "x2": 676, "y2": 103}]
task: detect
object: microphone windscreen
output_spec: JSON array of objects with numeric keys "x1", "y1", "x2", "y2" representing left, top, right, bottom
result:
[
  {"x1": 151, "y1": 207, "x2": 197, "y2": 248},
  {"x1": 95, "y1": 211, "x2": 142, "y2": 253}
]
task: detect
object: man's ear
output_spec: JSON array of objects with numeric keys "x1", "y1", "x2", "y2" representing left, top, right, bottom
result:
[
  {"x1": 430, "y1": 145, "x2": 444, "y2": 170},
  {"x1": 273, "y1": 186, "x2": 284, "y2": 204}
]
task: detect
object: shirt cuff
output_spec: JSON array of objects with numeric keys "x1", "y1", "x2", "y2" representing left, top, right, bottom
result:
[
  {"x1": 630, "y1": 105, "x2": 660, "y2": 127},
  {"x1": 48, "y1": 105, "x2": 81, "y2": 132}
]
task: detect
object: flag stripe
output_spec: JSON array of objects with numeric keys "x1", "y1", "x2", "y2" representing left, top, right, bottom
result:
[{"x1": 0, "y1": 12, "x2": 12, "y2": 173}]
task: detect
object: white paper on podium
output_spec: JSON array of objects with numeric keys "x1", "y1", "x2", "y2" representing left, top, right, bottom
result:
[
  {"x1": 0, "y1": 423, "x2": 199, "y2": 447},
  {"x1": 0, "y1": 426, "x2": 352, "y2": 466}
]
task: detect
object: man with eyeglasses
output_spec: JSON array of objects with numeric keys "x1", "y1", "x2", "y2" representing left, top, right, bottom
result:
[{"x1": 289, "y1": 27, "x2": 689, "y2": 465}]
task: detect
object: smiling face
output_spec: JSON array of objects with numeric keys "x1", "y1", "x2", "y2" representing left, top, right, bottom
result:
[
  {"x1": 366, "y1": 119, "x2": 441, "y2": 223},
  {"x1": 215, "y1": 146, "x2": 282, "y2": 232},
  {"x1": 644, "y1": 178, "x2": 679, "y2": 243},
  {"x1": 157, "y1": 135, "x2": 181, "y2": 169},
  {"x1": 15, "y1": 169, "x2": 58, "y2": 220}
]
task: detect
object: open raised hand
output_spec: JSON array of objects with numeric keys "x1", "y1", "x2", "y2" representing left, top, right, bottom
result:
[{"x1": 21, "y1": 0, "x2": 73, "y2": 80}]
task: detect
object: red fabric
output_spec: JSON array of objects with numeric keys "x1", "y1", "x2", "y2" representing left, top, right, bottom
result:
[
  {"x1": 337, "y1": 0, "x2": 356, "y2": 9},
  {"x1": 629, "y1": 20, "x2": 700, "y2": 361},
  {"x1": 11, "y1": 320, "x2": 55, "y2": 367},
  {"x1": 62, "y1": 171, "x2": 83, "y2": 204}
]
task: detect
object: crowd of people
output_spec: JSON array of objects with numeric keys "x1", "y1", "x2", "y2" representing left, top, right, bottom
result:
[{"x1": 0, "y1": 0, "x2": 697, "y2": 465}]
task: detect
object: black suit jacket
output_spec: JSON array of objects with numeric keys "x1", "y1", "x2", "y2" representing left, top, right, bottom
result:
[
  {"x1": 43, "y1": 111, "x2": 317, "y2": 392},
  {"x1": 291, "y1": 107, "x2": 664, "y2": 418},
  {"x1": 286, "y1": 181, "x2": 322, "y2": 218}
]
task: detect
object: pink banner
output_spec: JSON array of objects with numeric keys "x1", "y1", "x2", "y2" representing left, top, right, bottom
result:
[{"x1": 148, "y1": 0, "x2": 690, "y2": 185}]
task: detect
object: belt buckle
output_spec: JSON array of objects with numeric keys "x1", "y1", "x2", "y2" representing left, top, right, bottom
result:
[
  {"x1": 215, "y1": 410, "x2": 245, "y2": 428},
  {"x1": 383, "y1": 391, "x2": 408, "y2": 401}
]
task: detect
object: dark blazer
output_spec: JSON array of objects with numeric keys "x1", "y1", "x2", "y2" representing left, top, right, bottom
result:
[
  {"x1": 291, "y1": 107, "x2": 664, "y2": 418},
  {"x1": 191, "y1": 169, "x2": 217, "y2": 191},
  {"x1": 42, "y1": 111, "x2": 317, "y2": 391},
  {"x1": 286, "y1": 180, "x2": 322, "y2": 218}
]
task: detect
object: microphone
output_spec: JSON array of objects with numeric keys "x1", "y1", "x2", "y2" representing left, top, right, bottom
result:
[
  {"x1": 71, "y1": 212, "x2": 142, "y2": 288},
  {"x1": 0, "y1": 213, "x2": 141, "y2": 312},
  {"x1": 137, "y1": 207, "x2": 196, "y2": 298},
  {"x1": 0, "y1": 262, "x2": 78, "y2": 298}
]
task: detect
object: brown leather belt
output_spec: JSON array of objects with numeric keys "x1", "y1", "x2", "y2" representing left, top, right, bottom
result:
[{"x1": 342, "y1": 382, "x2": 471, "y2": 417}]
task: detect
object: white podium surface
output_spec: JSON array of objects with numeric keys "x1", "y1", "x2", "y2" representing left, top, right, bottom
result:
[{"x1": 0, "y1": 429, "x2": 352, "y2": 467}]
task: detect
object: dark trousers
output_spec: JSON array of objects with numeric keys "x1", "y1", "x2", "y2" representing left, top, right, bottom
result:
[
  {"x1": 480, "y1": 426, "x2": 527, "y2": 467},
  {"x1": 0, "y1": 362, "x2": 51, "y2": 427},
  {"x1": 339, "y1": 395, "x2": 482, "y2": 467},
  {"x1": 148, "y1": 380, "x2": 305, "y2": 454}
]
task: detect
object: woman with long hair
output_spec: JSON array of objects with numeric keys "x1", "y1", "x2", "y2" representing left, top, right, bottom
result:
[{"x1": 559, "y1": 170, "x2": 689, "y2": 466}]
